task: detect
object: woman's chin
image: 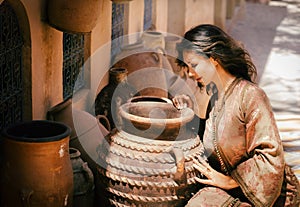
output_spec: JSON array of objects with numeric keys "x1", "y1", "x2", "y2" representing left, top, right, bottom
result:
[{"x1": 197, "y1": 81, "x2": 205, "y2": 88}]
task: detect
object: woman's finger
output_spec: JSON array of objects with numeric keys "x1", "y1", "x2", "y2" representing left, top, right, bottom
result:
[
  {"x1": 197, "y1": 157, "x2": 212, "y2": 170},
  {"x1": 172, "y1": 98, "x2": 179, "y2": 108},
  {"x1": 193, "y1": 163, "x2": 213, "y2": 179},
  {"x1": 172, "y1": 96, "x2": 187, "y2": 109},
  {"x1": 193, "y1": 163, "x2": 205, "y2": 173},
  {"x1": 194, "y1": 176, "x2": 213, "y2": 186},
  {"x1": 193, "y1": 158, "x2": 214, "y2": 178}
]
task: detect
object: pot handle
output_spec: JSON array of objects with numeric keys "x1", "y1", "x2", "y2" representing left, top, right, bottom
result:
[
  {"x1": 82, "y1": 162, "x2": 94, "y2": 194},
  {"x1": 167, "y1": 147, "x2": 187, "y2": 186},
  {"x1": 96, "y1": 114, "x2": 111, "y2": 132},
  {"x1": 20, "y1": 189, "x2": 34, "y2": 207}
]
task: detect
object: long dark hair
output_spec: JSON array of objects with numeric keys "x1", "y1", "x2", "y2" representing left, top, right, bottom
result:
[{"x1": 176, "y1": 24, "x2": 257, "y2": 82}]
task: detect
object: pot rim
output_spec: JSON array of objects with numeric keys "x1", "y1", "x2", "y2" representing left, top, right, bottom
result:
[
  {"x1": 119, "y1": 102, "x2": 194, "y2": 125},
  {"x1": 1, "y1": 120, "x2": 71, "y2": 142},
  {"x1": 127, "y1": 95, "x2": 172, "y2": 104}
]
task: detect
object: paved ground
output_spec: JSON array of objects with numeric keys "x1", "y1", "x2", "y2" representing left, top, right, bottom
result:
[{"x1": 227, "y1": 0, "x2": 300, "y2": 179}]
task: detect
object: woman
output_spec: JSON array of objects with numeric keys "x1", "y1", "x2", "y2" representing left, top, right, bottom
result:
[{"x1": 173, "y1": 24, "x2": 300, "y2": 207}]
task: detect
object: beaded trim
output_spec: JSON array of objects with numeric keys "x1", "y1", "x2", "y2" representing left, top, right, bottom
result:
[{"x1": 211, "y1": 77, "x2": 241, "y2": 175}]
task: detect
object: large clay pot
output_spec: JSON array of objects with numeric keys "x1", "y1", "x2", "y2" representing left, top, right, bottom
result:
[
  {"x1": 95, "y1": 101, "x2": 205, "y2": 206},
  {"x1": 113, "y1": 43, "x2": 171, "y2": 98},
  {"x1": 47, "y1": 0, "x2": 101, "y2": 33},
  {"x1": 69, "y1": 147, "x2": 95, "y2": 207},
  {"x1": 0, "y1": 120, "x2": 73, "y2": 207},
  {"x1": 96, "y1": 133, "x2": 205, "y2": 207}
]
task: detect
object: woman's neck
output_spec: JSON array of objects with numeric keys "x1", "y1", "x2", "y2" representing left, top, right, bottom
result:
[{"x1": 214, "y1": 66, "x2": 236, "y2": 94}]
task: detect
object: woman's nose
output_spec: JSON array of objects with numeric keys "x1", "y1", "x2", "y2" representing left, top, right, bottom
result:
[
  {"x1": 188, "y1": 71, "x2": 195, "y2": 78},
  {"x1": 188, "y1": 68, "x2": 197, "y2": 79}
]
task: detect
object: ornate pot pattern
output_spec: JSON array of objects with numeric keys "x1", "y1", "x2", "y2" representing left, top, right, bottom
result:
[{"x1": 96, "y1": 130, "x2": 205, "y2": 206}]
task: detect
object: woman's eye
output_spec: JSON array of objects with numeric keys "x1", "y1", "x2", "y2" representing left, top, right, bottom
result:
[{"x1": 191, "y1": 63, "x2": 198, "y2": 68}]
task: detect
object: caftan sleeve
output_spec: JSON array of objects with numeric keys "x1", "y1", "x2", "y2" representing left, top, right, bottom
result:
[{"x1": 230, "y1": 84, "x2": 285, "y2": 207}]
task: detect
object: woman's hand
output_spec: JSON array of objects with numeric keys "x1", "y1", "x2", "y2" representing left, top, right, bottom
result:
[
  {"x1": 172, "y1": 94, "x2": 193, "y2": 110},
  {"x1": 193, "y1": 157, "x2": 239, "y2": 190}
]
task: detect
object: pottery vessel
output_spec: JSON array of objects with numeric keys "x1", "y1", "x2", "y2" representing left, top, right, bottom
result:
[
  {"x1": 96, "y1": 132, "x2": 205, "y2": 206},
  {"x1": 113, "y1": 44, "x2": 170, "y2": 98},
  {"x1": 95, "y1": 67, "x2": 138, "y2": 130},
  {"x1": 0, "y1": 120, "x2": 73, "y2": 207},
  {"x1": 47, "y1": 98, "x2": 110, "y2": 169},
  {"x1": 47, "y1": 0, "x2": 101, "y2": 33},
  {"x1": 69, "y1": 147, "x2": 94, "y2": 207},
  {"x1": 164, "y1": 35, "x2": 185, "y2": 77},
  {"x1": 95, "y1": 101, "x2": 205, "y2": 206},
  {"x1": 141, "y1": 31, "x2": 165, "y2": 50},
  {"x1": 119, "y1": 101, "x2": 195, "y2": 141}
]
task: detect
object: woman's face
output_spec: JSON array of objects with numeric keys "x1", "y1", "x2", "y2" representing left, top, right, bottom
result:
[{"x1": 183, "y1": 50, "x2": 216, "y2": 86}]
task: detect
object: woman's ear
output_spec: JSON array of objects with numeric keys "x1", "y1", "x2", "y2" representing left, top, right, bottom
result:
[{"x1": 209, "y1": 57, "x2": 218, "y2": 67}]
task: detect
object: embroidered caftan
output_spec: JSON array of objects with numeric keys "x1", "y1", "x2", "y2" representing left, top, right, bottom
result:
[{"x1": 186, "y1": 79, "x2": 300, "y2": 207}]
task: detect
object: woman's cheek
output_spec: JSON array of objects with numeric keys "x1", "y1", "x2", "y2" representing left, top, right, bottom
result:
[{"x1": 196, "y1": 62, "x2": 216, "y2": 84}]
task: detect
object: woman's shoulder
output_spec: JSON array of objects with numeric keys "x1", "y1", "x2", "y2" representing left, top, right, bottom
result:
[
  {"x1": 236, "y1": 79, "x2": 271, "y2": 110},
  {"x1": 238, "y1": 79, "x2": 267, "y2": 97}
]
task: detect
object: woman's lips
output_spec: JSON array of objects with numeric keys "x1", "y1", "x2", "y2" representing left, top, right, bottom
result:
[{"x1": 196, "y1": 77, "x2": 203, "y2": 82}]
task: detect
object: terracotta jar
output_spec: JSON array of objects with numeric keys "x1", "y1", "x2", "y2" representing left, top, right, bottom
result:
[
  {"x1": 47, "y1": 0, "x2": 101, "y2": 33},
  {"x1": 95, "y1": 101, "x2": 206, "y2": 206},
  {"x1": 95, "y1": 67, "x2": 138, "y2": 130},
  {"x1": 96, "y1": 133, "x2": 205, "y2": 207},
  {"x1": 47, "y1": 98, "x2": 110, "y2": 166},
  {"x1": 0, "y1": 120, "x2": 73, "y2": 207},
  {"x1": 141, "y1": 31, "x2": 165, "y2": 50},
  {"x1": 164, "y1": 35, "x2": 185, "y2": 77},
  {"x1": 47, "y1": 98, "x2": 77, "y2": 139},
  {"x1": 113, "y1": 43, "x2": 171, "y2": 98},
  {"x1": 69, "y1": 147, "x2": 94, "y2": 207},
  {"x1": 119, "y1": 101, "x2": 195, "y2": 141}
]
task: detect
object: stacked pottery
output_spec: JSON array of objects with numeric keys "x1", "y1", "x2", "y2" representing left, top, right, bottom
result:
[{"x1": 95, "y1": 101, "x2": 205, "y2": 206}]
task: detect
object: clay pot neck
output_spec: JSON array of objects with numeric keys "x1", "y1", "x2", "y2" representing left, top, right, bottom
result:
[
  {"x1": 69, "y1": 147, "x2": 81, "y2": 159},
  {"x1": 109, "y1": 68, "x2": 128, "y2": 84}
]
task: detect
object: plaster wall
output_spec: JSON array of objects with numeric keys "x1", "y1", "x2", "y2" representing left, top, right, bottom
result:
[
  {"x1": 185, "y1": 0, "x2": 215, "y2": 32},
  {"x1": 153, "y1": 0, "x2": 168, "y2": 33},
  {"x1": 19, "y1": 0, "x2": 63, "y2": 119},
  {"x1": 167, "y1": 0, "x2": 216, "y2": 36},
  {"x1": 2, "y1": 0, "x2": 230, "y2": 120},
  {"x1": 167, "y1": 0, "x2": 185, "y2": 36},
  {"x1": 215, "y1": 0, "x2": 228, "y2": 30},
  {"x1": 83, "y1": 0, "x2": 113, "y2": 112}
]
